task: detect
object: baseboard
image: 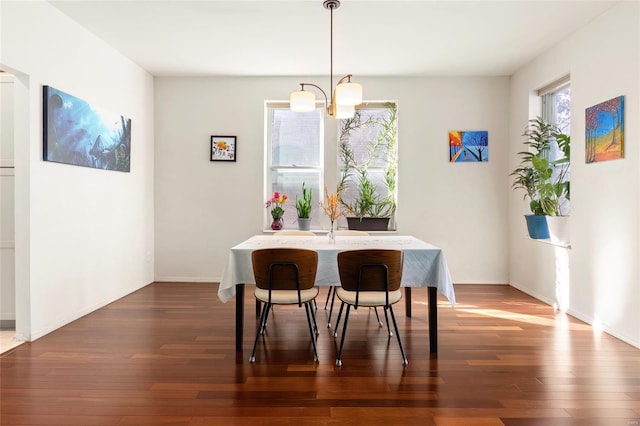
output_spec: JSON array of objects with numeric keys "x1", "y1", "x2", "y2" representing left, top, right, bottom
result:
[
  {"x1": 154, "y1": 276, "x2": 219, "y2": 283},
  {"x1": 30, "y1": 281, "x2": 153, "y2": 341},
  {"x1": 509, "y1": 281, "x2": 639, "y2": 349}
]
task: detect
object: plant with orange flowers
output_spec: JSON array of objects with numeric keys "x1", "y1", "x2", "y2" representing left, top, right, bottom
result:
[
  {"x1": 265, "y1": 191, "x2": 288, "y2": 220},
  {"x1": 321, "y1": 186, "x2": 347, "y2": 224}
]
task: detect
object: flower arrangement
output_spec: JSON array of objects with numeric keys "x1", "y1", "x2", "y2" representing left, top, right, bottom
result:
[
  {"x1": 321, "y1": 187, "x2": 346, "y2": 222},
  {"x1": 266, "y1": 191, "x2": 288, "y2": 220},
  {"x1": 321, "y1": 187, "x2": 346, "y2": 242}
]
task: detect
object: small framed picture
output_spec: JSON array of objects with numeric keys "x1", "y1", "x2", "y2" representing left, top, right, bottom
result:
[{"x1": 210, "y1": 136, "x2": 236, "y2": 162}]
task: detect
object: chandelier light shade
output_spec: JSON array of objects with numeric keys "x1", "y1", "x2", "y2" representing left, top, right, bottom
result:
[
  {"x1": 335, "y1": 104, "x2": 355, "y2": 119},
  {"x1": 290, "y1": 89, "x2": 316, "y2": 112},
  {"x1": 289, "y1": 0, "x2": 362, "y2": 119},
  {"x1": 335, "y1": 79, "x2": 362, "y2": 106}
]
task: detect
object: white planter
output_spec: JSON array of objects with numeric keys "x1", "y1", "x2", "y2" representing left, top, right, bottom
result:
[
  {"x1": 297, "y1": 218, "x2": 311, "y2": 231},
  {"x1": 546, "y1": 216, "x2": 570, "y2": 245}
]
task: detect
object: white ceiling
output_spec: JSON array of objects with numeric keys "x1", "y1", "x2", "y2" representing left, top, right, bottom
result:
[{"x1": 48, "y1": 0, "x2": 617, "y2": 77}]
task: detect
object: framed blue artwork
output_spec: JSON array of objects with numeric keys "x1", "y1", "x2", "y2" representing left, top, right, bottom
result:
[
  {"x1": 449, "y1": 130, "x2": 489, "y2": 162},
  {"x1": 43, "y1": 85, "x2": 131, "y2": 172}
]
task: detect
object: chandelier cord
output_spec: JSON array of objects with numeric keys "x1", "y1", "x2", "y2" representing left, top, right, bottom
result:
[{"x1": 329, "y1": 4, "x2": 334, "y2": 98}]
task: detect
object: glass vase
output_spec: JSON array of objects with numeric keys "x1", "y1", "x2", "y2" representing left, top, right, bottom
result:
[
  {"x1": 328, "y1": 220, "x2": 336, "y2": 243},
  {"x1": 271, "y1": 217, "x2": 284, "y2": 231}
]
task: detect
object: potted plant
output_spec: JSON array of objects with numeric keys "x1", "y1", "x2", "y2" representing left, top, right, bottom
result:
[
  {"x1": 546, "y1": 131, "x2": 571, "y2": 244},
  {"x1": 510, "y1": 117, "x2": 570, "y2": 240},
  {"x1": 338, "y1": 103, "x2": 397, "y2": 231},
  {"x1": 265, "y1": 191, "x2": 287, "y2": 231},
  {"x1": 295, "y1": 182, "x2": 313, "y2": 231}
]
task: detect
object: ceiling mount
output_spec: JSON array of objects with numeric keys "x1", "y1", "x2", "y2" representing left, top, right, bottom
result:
[{"x1": 323, "y1": 0, "x2": 340, "y2": 10}]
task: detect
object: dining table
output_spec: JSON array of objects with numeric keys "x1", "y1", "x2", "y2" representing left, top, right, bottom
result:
[{"x1": 218, "y1": 234, "x2": 455, "y2": 354}]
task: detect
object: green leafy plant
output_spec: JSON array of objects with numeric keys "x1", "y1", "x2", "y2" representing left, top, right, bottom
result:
[
  {"x1": 338, "y1": 103, "x2": 397, "y2": 219},
  {"x1": 295, "y1": 182, "x2": 313, "y2": 219},
  {"x1": 510, "y1": 117, "x2": 570, "y2": 216}
]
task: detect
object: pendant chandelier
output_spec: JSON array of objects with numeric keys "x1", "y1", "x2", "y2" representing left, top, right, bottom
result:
[{"x1": 289, "y1": 0, "x2": 362, "y2": 119}]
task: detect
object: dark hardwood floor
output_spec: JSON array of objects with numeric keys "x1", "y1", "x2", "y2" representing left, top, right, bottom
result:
[{"x1": 1, "y1": 283, "x2": 639, "y2": 425}]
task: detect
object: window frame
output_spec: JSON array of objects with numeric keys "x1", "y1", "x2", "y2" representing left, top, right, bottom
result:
[
  {"x1": 336, "y1": 101, "x2": 399, "y2": 230},
  {"x1": 538, "y1": 77, "x2": 571, "y2": 216},
  {"x1": 264, "y1": 101, "x2": 325, "y2": 231}
]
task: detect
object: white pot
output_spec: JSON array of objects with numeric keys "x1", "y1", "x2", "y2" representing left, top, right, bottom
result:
[{"x1": 546, "y1": 216, "x2": 570, "y2": 245}]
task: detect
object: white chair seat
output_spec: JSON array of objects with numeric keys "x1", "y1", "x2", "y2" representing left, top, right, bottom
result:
[
  {"x1": 336, "y1": 288, "x2": 402, "y2": 307},
  {"x1": 255, "y1": 287, "x2": 319, "y2": 304}
]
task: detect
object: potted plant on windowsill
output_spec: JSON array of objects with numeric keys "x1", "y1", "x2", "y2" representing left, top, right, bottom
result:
[
  {"x1": 510, "y1": 117, "x2": 570, "y2": 241},
  {"x1": 338, "y1": 103, "x2": 397, "y2": 232},
  {"x1": 343, "y1": 170, "x2": 394, "y2": 231},
  {"x1": 296, "y1": 182, "x2": 313, "y2": 231}
]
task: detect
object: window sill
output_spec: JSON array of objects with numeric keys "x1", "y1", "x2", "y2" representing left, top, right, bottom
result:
[{"x1": 529, "y1": 238, "x2": 571, "y2": 249}]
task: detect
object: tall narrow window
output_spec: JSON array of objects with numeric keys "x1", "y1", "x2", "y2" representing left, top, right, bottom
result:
[
  {"x1": 265, "y1": 103, "x2": 323, "y2": 230},
  {"x1": 540, "y1": 77, "x2": 571, "y2": 215},
  {"x1": 337, "y1": 102, "x2": 398, "y2": 230}
]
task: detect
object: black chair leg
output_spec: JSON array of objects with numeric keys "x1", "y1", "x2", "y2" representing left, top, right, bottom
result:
[
  {"x1": 333, "y1": 302, "x2": 345, "y2": 337},
  {"x1": 309, "y1": 300, "x2": 319, "y2": 335},
  {"x1": 383, "y1": 306, "x2": 392, "y2": 337},
  {"x1": 305, "y1": 302, "x2": 319, "y2": 362},
  {"x1": 335, "y1": 305, "x2": 351, "y2": 367},
  {"x1": 260, "y1": 303, "x2": 273, "y2": 334},
  {"x1": 250, "y1": 302, "x2": 271, "y2": 363},
  {"x1": 373, "y1": 307, "x2": 383, "y2": 327},
  {"x1": 388, "y1": 305, "x2": 408, "y2": 366},
  {"x1": 324, "y1": 286, "x2": 334, "y2": 309},
  {"x1": 327, "y1": 287, "x2": 337, "y2": 328}
]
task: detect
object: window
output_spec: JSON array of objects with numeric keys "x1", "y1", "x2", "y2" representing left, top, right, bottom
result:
[
  {"x1": 337, "y1": 102, "x2": 398, "y2": 230},
  {"x1": 265, "y1": 103, "x2": 323, "y2": 230},
  {"x1": 265, "y1": 101, "x2": 398, "y2": 231},
  {"x1": 540, "y1": 78, "x2": 571, "y2": 215}
]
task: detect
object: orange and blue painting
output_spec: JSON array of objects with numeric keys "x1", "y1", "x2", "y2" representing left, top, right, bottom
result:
[
  {"x1": 585, "y1": 96, "x2": 624, "y2": 163},
  {"x1": 449, "y1": 130, "x2": 488, "y2": 162}
]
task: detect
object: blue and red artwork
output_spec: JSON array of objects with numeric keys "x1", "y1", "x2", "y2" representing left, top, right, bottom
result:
[
  {"x1": 449, "y1": 130, "x2": 488, "y2": 162},
  {"x1": 585, "y1": 96, "x2": 624, "y2": 163}
]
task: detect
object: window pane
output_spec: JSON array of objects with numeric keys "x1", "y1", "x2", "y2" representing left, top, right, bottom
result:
[
  {"x1": 541, "y1": 84, "x2": 571, "y2": 216},
  {"x1": 340, "y1": 108, "x2": 394, "y2": 168},
  {"x1": 554, "y1": 86, "x2": 571, "y2": 135},
  {"x1": 338, "y1": 103, "x2": 398, "y2": 229},
  {"x1": 270, "y1": 169, "x2": 322, "y2": 229},
  {"x1": 271, "y1": 108, "x2": 322, "y2": 166}
]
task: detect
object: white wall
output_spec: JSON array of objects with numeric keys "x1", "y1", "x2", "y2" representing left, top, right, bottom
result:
[
  {"x1": 0, "y1": 75, "x2": 15, "y2": 324},
  {"x1": 509, "y1": 2, "x2": 640, "y2": 348},
  {"x1": 0, "y1": 0, "x2": 155, "y2": 340},
  {"x1": 154, "y1": 76, "x2": 510, "y2": 285}
]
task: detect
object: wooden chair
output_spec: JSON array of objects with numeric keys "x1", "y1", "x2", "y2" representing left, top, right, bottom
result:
[
  {"x1": 249, "y1": 248, "x2": 319, "y2": 363},
  {"x1": 333, "y1": 249, "x2": 408, "y2": 366},
  {"x1": 324, "y1": 231, "x2": 378, "y2": 329},
  {"x1": 274, "y1": 230, "x2": 316, "y2": 236},
  {"x1": 257, "y1": 229, "x2": 316, "y2": 314}
]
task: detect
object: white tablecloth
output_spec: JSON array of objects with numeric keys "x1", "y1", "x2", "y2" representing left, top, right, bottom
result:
[{"x1": 217, "y1": 235, "x2": 455, "y2": 305}]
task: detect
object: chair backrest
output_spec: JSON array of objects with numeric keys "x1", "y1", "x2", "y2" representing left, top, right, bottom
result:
[
  {"x1": 273, "y1": 230, "x2": 316, "y2": 236},
  {"x1": 335, "y1": 230, "x2": 369, "y2": 236},
  {"x1": 337, "y1": 249, "x2": 403, "y2": 293},
  {"x1": 252, "y1": 248, "x2": 318, "y2": 291}
]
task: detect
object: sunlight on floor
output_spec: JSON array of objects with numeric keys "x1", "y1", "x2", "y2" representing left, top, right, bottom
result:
[
  {"x1": 0, "y1": 329, "x2": 24, "y2": 354},
  {"x1": 455, "y1": 307, "x2": 592, "y2": 331}
]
